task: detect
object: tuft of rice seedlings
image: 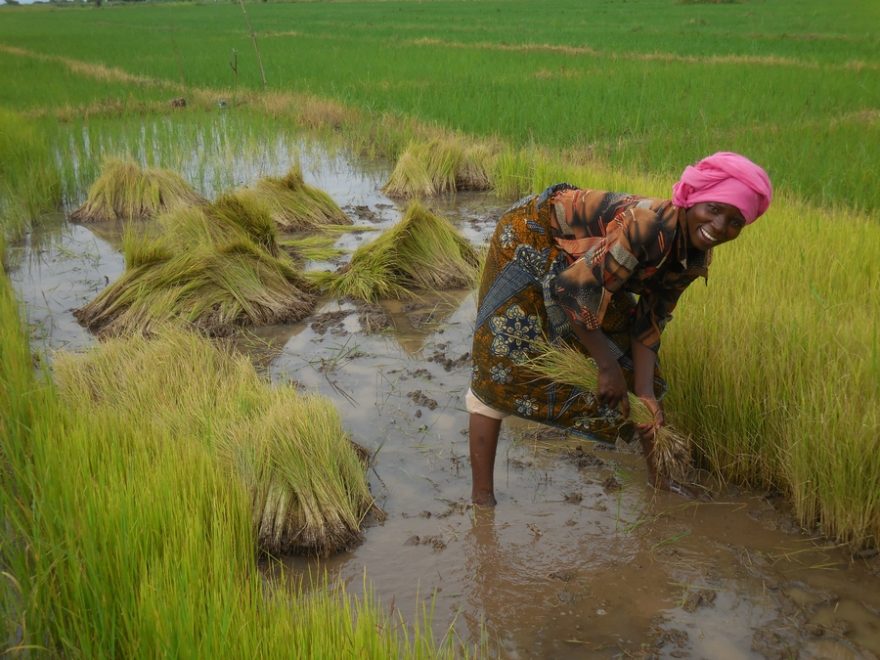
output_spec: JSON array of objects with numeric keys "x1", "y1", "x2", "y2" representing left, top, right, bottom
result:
[
  {"x1": 0, "y1": 109, "x2": 61, "y2": 238},
  {"x1": 69, "y1": 158, "x2": 205, "y2": 223},
  {"x1": 53, "y1": 327, "x2": 374, "y2": 556},
  {"x1": 382, "y1": 137, "x2": 495, "y2": 198},
  {"x1": 74, "y1": 193, "x2": 316, "y2": 337},
  {"x1": 281, "y1": 234, "x2": 348, "y2": 263},
  {"x1": 525, "y1": 339, "x2": 693, "y2": 483},
  {"x1": 310, "y1": 201, "x2": 480, "y2": 302},
  {"x1": 235, "y1": 165, "x2": 350, "y2": 231}
]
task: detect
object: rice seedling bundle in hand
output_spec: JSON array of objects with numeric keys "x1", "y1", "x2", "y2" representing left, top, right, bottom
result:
[
  {"x1": 70, "y1": 158, "x2": 205, "y2": 223},
  {"x1": 53, "y1": 327, "x2": 374, "y2": 556},
  {"x1": 75, "y1": 193, "x2": 316, "y2": 337},
  {"x1": 236, "y1": 165, "x2": 350, "y2": 231},
  {"x1": 311, "y1": 201, "x2": 480, "y2": 302},
  {"x1": 382, "y1": 137, "x2": 494, "y2": 198},
  {"x1": 526, "y1": 339, "x2": 693, "y2": 483}
]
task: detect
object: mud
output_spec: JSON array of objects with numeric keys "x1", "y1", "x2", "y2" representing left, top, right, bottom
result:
[{"x1": 8, "y1": 123, "x2": 880, "y2": 659}]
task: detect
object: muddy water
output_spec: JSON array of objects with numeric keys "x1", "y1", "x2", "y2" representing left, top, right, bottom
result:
[{"x1": 8, "y1": 126, "x2": 880, "y2": 659}]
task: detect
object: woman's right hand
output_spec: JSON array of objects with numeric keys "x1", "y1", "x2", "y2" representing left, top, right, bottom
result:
[{"x1": 597, "y1": 362, "x2": 630, "y2": 417}]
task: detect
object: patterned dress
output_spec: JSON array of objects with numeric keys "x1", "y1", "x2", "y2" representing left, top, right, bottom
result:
[{"x1": 469, "y1": 183, "x2": 710, "y2": 441}]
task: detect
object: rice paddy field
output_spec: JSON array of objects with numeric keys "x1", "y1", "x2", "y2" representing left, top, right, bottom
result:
[{"x1": 2, "y1": 0, "x2": 880, "y2": 656}]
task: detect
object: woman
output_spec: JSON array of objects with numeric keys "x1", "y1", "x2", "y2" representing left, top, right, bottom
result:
[{"x1": 467, "y1": 152, "x2": 773, "y2": 506}]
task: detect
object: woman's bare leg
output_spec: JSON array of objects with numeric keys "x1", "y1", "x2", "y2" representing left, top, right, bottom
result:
[{"x1": 469, "y1": 412, "x2": 501, "y2": 506}]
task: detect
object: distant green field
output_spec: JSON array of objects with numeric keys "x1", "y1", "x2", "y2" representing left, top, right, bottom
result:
[{"x1": 1, "y1": 0, "x2": 878, "y2": 211}]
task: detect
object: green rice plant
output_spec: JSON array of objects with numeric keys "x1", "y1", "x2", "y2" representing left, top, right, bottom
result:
[
  {"x1": 525, "y1": 339, "x2": 693, "y2": 483},
  {"x1": 53, "y1": 327, "x2": 373, "y2": 556},
  {"x1": 69, "y1": 158, "x2": 206, "y2": 223},
  {"x1": 74, "y1": 194, "x2": 316, "y2": 337},
  {"x1": 0, "y1": 109, "x2": 61, "y2": 238},
  {"x1": 311, "y1": 201, "x2": 480, "y2": 302},
  {"x1": 235, "y1": 165, "x2": 350, "y2": 231},
  {"x1": 661, "y1": 194, "x2": 880, "y2": 547},
  {"x1": 383, "y1": 137, "x2": 495, "y2": 198}
]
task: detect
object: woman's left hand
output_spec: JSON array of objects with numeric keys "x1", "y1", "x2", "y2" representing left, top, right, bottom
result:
[{"x1": 636, "y1": 396, "x2": 665, "y2": 442}]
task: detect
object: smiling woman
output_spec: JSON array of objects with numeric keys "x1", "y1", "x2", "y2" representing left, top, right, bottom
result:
[{"x1": 467, "y1": 152, "x2": 773, "y2": 505}]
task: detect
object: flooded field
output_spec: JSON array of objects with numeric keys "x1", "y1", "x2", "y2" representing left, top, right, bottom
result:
[{"x1": 8, "y1": 124, "x2": 880, "y2": 659}]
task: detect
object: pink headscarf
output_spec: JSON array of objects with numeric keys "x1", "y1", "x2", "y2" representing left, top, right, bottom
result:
[{"x1": 672, "y1": 152, "x2": 773, "y2": 224}]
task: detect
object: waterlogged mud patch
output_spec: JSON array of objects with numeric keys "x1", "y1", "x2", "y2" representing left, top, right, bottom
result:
[
  {"x1": 407, "y1": 389, "x2": 438, "y2": 410},
  {"x1": 404, "y1": 534, "x2": 447, "y2": 551},
  {"x1": 310, "y1": 310, "x2": 350, "y2": 336}
]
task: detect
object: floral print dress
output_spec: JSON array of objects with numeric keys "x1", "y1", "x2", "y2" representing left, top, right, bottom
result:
[{"x1": 469, "y1": 184, "x2": 710, "y2": 441}]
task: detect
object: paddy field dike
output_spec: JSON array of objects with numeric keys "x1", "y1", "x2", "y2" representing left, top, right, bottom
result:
[{"x1": 1, "y1": 0, "x2": 879, "y2": 656}]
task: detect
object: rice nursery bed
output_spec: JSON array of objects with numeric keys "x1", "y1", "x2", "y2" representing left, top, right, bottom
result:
[
  {"x1": 6, "y1": 112, "x2": 880, "y2": 656},
  {"x1": 2, "y1": 1, "x2": 879, "y2": 653}
]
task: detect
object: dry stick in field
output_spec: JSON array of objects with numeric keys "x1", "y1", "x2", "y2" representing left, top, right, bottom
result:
[
  {"x1": 525, "y1": 338, "x2": 694, "y2": 484},
  {"x1": 237, "y1": 0, "x2": 267, "y2": 90}
]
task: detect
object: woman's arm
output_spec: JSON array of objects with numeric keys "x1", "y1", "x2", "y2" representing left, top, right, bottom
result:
[
  {"x1": 570, "y1": 321, "x2": 630, "y2": 417},
  {"x1": 631, "y1": 339, "x2": 658, "y2": 399}
]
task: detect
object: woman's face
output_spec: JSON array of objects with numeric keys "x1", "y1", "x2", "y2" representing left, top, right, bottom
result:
[{"x1": 685, "y1": 202, "x2": 747, "y2": 251}]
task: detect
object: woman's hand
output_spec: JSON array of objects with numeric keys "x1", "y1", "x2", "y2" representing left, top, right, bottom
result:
[
  {"x1": 636, "y1": 395, "x2": 665, "y2": 486},
  {"x1": 636, "y1": 396, "x2": 665, "y2": 442},
  {"x1": 635, "y1": 399, "x2": 709, "y2": 500},
  {"x1": 597, "y1": 362, "x2": 630, "y2": 417}
]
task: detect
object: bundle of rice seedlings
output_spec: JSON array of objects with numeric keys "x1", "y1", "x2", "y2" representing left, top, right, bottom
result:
[
  {"x1": 310, "y1": 201, "x2": 480, "y2": 302},
  {"x1": 70, "y1": 158, "x2": 205, "y2": 223},
  {"x1": 382, "y1": 137, "x2": 494, "y2": 198},
  {"x1": 281, "y1": 234, "x2": 347, "y2": 263},
  {"x1": 75, "y1": 193, "x2": 316, "y2": 337},
  {"x1": 235, "y1": 165, "x2": 350, "y2": 231},
  {"x1": 53, "y1": 328, "x2": 374, "y2": 556},
  {"x1": 525, "y1": 339, "x2": 693, "y2": 483},
  {"x1": 240, "y1": 395, "x2": 372, "y2": 554}
]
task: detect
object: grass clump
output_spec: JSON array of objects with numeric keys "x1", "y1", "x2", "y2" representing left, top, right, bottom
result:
[
  {"x1": 75, "y1": 193, "x2": 316, "y2": 337},
  {"x1": 236, "y1": 165, "x2": 350, "y2": 231},
  {"x1": 0, "y1": 109, "x2": 61, "y2": 238},
  {"x1": 311, "y1": 201, "x2": 480, "y2": 301},
  {"x1": 69, "y1": 158, "x2": 205, "y2": 223},
  {"x1": 526, "y1": 339, "x2": 693, "y2": 483},
  {"x1": 53, "y1": 327, "x2": 373, "y2": 556},
  {"x1": 383, "y1": 137, "x2": 495, "y2": 198}
]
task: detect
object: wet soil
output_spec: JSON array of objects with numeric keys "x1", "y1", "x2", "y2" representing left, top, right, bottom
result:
[{"x1": 9, "y1": 127, "x2": 880, "y2": 659}]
